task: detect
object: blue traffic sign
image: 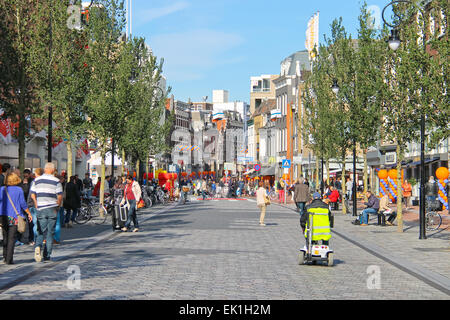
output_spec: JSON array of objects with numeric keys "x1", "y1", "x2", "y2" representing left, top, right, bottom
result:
[
  {"x1": 254, "y1": 164, "x2": 261, "y2": 171},
  {"x1": 282, "y1": 159, "x2": 291, "y2": 169}
]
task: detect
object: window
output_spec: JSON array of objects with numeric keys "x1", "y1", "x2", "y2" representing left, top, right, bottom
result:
[{"x1": 263, "y1": 79, "x2": 271, "y2": 92}]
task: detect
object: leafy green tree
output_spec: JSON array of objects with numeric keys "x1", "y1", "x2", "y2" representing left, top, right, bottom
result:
[
  {"x1": 302, "y1": 44, "x2": 341, "y2": 194},
  {"x1": 380, "y1": 0, "x2": 448, "y2": 232},
  {"x1": 28, "y1": 0, "x2": 91, "y2": 177},
  {"x1": 117, "y1": 37, "x2": 171, "y2": 180},
  {"x1": 426, "y1": 0, "x2": 449, "y2": 146},
  {"x1": 84, "y1": 0, "x2": 128, "y2": 207},
  {"x1": 0, "y1": 0, "x2": 43, "y2": 173}
]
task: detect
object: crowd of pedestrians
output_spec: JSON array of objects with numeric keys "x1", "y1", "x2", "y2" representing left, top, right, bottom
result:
[{"x1": 0, "y1": 161, "x2": 127, "y2": 265}]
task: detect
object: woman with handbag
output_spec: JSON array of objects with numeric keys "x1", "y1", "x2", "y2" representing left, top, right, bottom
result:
[
  {"x1": 0, "y1": 173, "x2": 32, "y2": 264},
  {"x1": 256, "y1": 181, "x2": 270, "y2": 226},
  {"x1": 120, "y1": 175, "x2": 142, "y2": 233}
]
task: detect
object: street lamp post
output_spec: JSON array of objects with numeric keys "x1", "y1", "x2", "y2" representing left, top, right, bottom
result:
[{"x1": 382, "y1": 0, "x2": 427, "y2": 239}]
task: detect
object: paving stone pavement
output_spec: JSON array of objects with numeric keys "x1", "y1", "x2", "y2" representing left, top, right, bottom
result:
[{"x1": 0, "y1": 199, "x2": 449, "y2": 300}]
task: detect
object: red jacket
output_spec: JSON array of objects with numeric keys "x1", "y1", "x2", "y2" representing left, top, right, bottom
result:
[{"x1": 329, "y1": 190, "x2": 340, "y2": 203}]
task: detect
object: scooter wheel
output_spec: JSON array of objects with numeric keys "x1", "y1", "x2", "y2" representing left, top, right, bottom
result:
[
  {"x1": 298, "y1": 252, "x2": 305, "y2": 265},
  {"x1": 327, "y1": 253, "x2": 334, "y2": 267}
]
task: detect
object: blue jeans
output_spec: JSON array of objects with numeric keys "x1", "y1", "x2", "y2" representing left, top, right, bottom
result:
[
  {"x1": 180, "y1": 191, "x2": 186, "y2": 203},
  {"x1": 124, "y1": 200, "x2": 139, "y2": 230},
  {"x1": 360, "y1": 208, "x2": 378, "y2": 225},
  {"x1": 35, "y1": 207, "x2": 58, "y2": 259},
  {"x1": 54, "y1": 207, "x2": 65, "y2": 242},
  {"x1": 296, "y1": 202, "x2": 306, "y2": 215},
  {"x1": 65, "y1": 208, "x2": 78, "y2": 224},
  {"x1": 30, "y1": 207, "x2": 38, "y2": 243}
]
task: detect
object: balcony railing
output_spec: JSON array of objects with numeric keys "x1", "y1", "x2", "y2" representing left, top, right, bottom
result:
[{"x1": 251, "y1": 88, "x2": 271, "y2": 93}]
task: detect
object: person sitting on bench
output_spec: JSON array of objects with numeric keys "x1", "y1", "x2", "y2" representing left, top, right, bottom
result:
[
  {"x1": 378, "y1": 193, "x2": 397, "y2": 226},
  {"x1": 359, "y1": 191, "x2": 379, "y2": 226}
]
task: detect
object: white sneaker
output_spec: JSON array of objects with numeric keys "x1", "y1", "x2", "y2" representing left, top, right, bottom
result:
[{"x1": 34, "y1": 247, "x2": 42, "y2": 263}]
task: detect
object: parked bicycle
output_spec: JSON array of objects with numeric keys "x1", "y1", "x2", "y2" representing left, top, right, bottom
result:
[
  {"x1": 425, "y1": 200, "x2": 443, "y2": 231},
  {"x1": 75, "y1": 191, "x2": 111, "y2": 225}
]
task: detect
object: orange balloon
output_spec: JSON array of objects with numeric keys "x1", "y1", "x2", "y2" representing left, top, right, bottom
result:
[
  {"x1": 436, "y1": 167, "x2": 449, "y2": 181},
  {"x1": 378, "y1": 169, "x2": 388, "y2": 180},
  {"x1": 388, "y1": 169, "x2": 397, "y2": 180}
]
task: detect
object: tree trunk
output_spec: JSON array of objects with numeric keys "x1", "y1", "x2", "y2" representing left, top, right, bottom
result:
[
  {"x1": 326, "y1": 158, "x2": 330, "y2": 186},
  {"x1": 315, "y1": 156, "x2": 320, "y2": 192},
  {"x1": 66, "y1": 140, "x2": 73, "y2": 178},
  {"x1": 99, "y1": 149, "x2": 106, "y2": 218},
  {"x1": 136, "y1": 159, "x2": 140, "y2": 182},
  {"x1": 363, "y1": 150, "x2": 368, "y2": 194},
  {"x1": 342, "y1": 153, "x2": 347, "y2": 214},
  {"x1": 396, "y1": 144, "x2": 403, "y2": 233},
  {"x1": 18, "y1": 106, "x2": 26, "y2": 175},
  {"x1": 145, "y1": 154, "x2": 150, "y2": 183},
  {"x1": 121, "y1": 149, "x2": 126, "y2": 176}
]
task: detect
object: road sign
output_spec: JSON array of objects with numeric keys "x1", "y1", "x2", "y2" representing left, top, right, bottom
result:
[
  {"x1": 254, "y1": 164, "x2": 261, "y2": 172},
  {"x1": 282, "y1": 159, "x2": 291, "y2": 169}
]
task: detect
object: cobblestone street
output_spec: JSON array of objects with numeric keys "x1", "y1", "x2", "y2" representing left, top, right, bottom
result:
[{"x1": 0, "y1": 199, "x2": 449, "y2": 300}]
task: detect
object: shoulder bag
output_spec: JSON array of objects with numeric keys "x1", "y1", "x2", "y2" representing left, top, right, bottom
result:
[
  {"x1": 5, "y1": 187, "x2": 27, "y2": 233},
  {"x1": 264, "y1": 192, "x2": 271, "y2": 206}
]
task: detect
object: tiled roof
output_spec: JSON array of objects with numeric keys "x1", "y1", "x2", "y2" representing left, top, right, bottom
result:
[{"x1": 252, "y1": 99, "x2": 276, "y2": 118}]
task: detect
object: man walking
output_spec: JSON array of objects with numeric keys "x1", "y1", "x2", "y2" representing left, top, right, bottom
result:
[
  {"x1": 0, "y1": 163, "x2": 11, "y2": 187},
  {"x1": 294, "y1": 178, "x2": 311, "y2": 222},
  {"x1": 30, "y1": 163, "x2": 63, "y2": 262}
]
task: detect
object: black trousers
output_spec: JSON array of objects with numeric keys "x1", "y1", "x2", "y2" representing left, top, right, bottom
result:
[
  {"x1": 17, "y1": 220, "x2": 30, "y2": 244},
  {"x1": 2, "y1": 222, "x2": 18, "y2": 264}
]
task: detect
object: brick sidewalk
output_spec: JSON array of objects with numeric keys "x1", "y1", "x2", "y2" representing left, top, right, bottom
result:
[
  {"x1": 273, "y1": 200, "x2": 450, "y2": 290},
  {"x1": 0, "y1": 203, "x2": 176, "y2": 290}
]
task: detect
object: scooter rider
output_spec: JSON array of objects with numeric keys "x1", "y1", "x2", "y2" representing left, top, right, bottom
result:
[{"x1": 300, "y1": 192, "x2": 332, "y2": 245}]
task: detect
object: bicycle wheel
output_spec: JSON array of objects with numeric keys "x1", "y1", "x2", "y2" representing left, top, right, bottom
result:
[
  {"x1": 75, "y1": 207, "x2": 91, "y2": 225},
  {"x1": 269, "y1": 192, "x2": 277, "y2": 201},
  {"x1": 90, "y1": 204, "x2": 107, "y2": 225},
  {"x1": 426, "y1": 212, "x2": 442, "y2": 231},
  {"x1": 145, "y1": 196, "x2": 152, "y2": 208}
]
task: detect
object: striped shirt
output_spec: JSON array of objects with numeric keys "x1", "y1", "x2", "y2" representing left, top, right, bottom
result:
[{"x1": 30, "y1": 174, "x2": 63, "y2": 210}]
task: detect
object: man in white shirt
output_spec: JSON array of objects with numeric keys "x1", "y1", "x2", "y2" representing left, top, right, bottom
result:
[
  {"x1": 346, "y1": 178, "x2": 353, "y2": 202},
  {"x1": 30, "y1": 163, "x2": 63, "y2": 262}
]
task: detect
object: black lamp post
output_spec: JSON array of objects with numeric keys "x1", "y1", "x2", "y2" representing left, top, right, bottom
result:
[{"x1": 382, "y1": 0, "x2": 427, "y2": 240}]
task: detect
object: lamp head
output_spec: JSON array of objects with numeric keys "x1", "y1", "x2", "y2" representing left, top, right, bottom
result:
[
  {"x1": 331, "y1": 79, "x2": 340, "y2": 94},
  {"x1": 388, "y1": 29, "x2": 401, "y2": 51}
]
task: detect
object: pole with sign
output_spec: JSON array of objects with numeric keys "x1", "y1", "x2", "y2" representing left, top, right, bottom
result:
[{"x1": 282, "y1": 159, "x2": 291, "y2": 204}]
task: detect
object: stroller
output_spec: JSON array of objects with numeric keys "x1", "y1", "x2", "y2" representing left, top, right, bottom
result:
[{"x1": 298, "y1": 211, "x2": 334, "y2": 267}]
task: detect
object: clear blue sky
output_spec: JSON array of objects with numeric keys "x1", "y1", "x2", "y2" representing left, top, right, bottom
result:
[{"x1": 131, "y1": 0, "x2": 390, "y2": 103}]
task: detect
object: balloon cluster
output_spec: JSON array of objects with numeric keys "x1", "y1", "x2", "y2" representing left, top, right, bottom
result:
[
  {"x1": 378, "y1": 169, "x2": 404, "y2": 202},
  {"x1": 436, "y1": 167, "x2": 449, "y2": 210}
]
